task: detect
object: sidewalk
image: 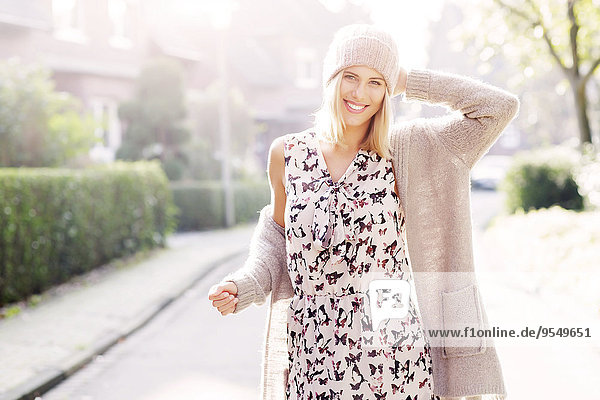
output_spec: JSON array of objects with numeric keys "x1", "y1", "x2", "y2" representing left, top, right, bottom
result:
[{"x1": 0, "y1": 223, "x2": 255, "y2": 400}]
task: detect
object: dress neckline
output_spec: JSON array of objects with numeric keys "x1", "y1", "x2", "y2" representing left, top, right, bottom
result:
[{"x1": 313, "y1": 133, "x2": 366, "y2": 184}]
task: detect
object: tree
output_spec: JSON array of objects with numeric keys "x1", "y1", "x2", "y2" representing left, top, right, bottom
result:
[
  {"x1": 185, "y1": 83, "x2": 260, "y2": 181},
  {"x1": 455, "y1": 0, "x2": 600, "y2": 148},
  {"x1": 0, "y1": 58, "x2": 99, "y2": 167},
  {"x1": 116, "y1": 58, "x2": 190, "y2": 178}
]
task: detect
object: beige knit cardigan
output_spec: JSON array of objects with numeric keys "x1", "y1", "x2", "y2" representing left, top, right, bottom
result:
[{"x1": 220, "y1": 69, "x2": 520, "y2": 400}]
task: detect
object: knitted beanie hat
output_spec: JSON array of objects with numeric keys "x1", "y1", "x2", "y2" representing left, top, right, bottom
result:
[{"x1": 322, "y1": 24, "x2": 401, "y2": 96}]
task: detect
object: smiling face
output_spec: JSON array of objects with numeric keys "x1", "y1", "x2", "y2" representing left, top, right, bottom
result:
[{"x1": 338, "y1": 65, "x2": 387, "y2": 134}]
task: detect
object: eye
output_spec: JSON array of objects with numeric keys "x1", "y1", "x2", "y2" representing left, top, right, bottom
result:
[
  {"x1": 344, "y1": 74, "x2": 357, "y2": 80},
  {"x1": 370, "y1": 80, "x2": 382, "y2": 86}
]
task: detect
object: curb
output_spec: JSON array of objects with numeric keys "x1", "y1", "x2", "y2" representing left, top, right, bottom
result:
[{"x1": 0, "y1": 248, "x2": 246, "y2": 400}]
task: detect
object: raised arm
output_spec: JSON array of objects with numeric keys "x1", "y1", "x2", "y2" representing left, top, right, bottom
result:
[
  {"x1": 403, "y1": 69, "x2": 520, "y2": 169},
  {"x1": 217, "y1": 136, "x2": 288, "y2": 314}
]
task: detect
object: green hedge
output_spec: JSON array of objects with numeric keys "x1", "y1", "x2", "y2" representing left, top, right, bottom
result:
[
  {"x1": 171, "y1": 179, "x2": 270, "y2": 231},
  {"x1": 500, "y1": 147, "x2": 584, "y2": 214},
  {"x1": 0, "y1": 161, "x2": 177, "y2": 305}
]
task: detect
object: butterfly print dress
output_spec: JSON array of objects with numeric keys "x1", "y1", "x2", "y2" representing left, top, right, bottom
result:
[{"x1": 283, "y1": 130, "x2": 439, "y2": 400}]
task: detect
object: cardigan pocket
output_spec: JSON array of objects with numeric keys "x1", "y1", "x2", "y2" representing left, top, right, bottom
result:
[{"x1": 441, "y1": 284, "x2": 486, "y2": 358}]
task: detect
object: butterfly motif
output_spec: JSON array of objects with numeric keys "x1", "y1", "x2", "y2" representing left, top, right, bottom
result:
[
  {"x1": 373, "y1": 392, "x2": 387, "y2": 400},
  {"x1": 315, "y1": 282, "x2": 324, "y2": 292},
  {"x1": 317, "y1": 305, "x2": 332, "y2": 326},
  {"x1": 326, "y1": 270, "x2": 344, "y2": 285},
  {"x1": 357, "y1": 173, "x2": 369, "y2": 181},
  {"x1": 371, "y1": 211, "x2": 386, "y2": 224},
  {"x1": 369, "y1": 363, "x2": 384, "y2": 375},
  {"x1": 334, "y1": 332, "x2": 348, "y2": 345},
  {"x1": 366, "y1": 244, "x2": 377, "y2": 258},
  {"x1": 291, "y1": 225, "x2": 306, "y2": 238},
  {"x1": 377, "y1": 258, "x2": 389, "y2": 270},
  {"x1": 344, "y1": 351, "x2": 362, "y2": 366},
  {"x1": 307, "y1": 368, "x2": 325, "y2": 382},
  {"x1": 356, "y1": 157, "x2": 369, "y2": 171},
  {"x1": 358, "y1": 219, "x2": 373, "y2": 233},
  {"x1": 336, "y1": 308, "x2": 350, "y2": 328},
  {"x1": 369, "y1": 189, "x2": 386, "y2": 204},
  {"x1": 391, "y1": 382, "x2": 402, "y2": 394},
  {"x1": 383, "y1": 240, "x2": 398, "y2": 255},
  {"x1": 303, "y1": 161, "x2": 318, "y2": 172},
  {"x1": 406, "y1": 371, "x2": 415, "y2": 384},
  {"x1": 419, "y1": 377, "x2": 429, "y2": 388},
  {"x1": 379, "y1": 227, "x2": 388, "y2": 235},
  {"x1": 329, "y1": 361, "x2": 346, "y2": 381},
  {"x1": 348, "y1": 336, "x2": 358, "y2": 350},
  {"x1": 384, "y1": 165, "x2": 394, "y2": 180},
  {"x1": 290, "y1": 202, "x2": 307, "y2": 212},
  {"x1": 302, "y1": 242, "x2": 311, "y2": 251},
  {"x1": 350, "y1": 297, "x2": 362, "y2": 314}
]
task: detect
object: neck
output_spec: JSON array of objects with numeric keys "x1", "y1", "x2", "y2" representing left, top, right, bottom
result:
[{"x1": 341, "y1": 121, "x2": 370, "y2": 150}]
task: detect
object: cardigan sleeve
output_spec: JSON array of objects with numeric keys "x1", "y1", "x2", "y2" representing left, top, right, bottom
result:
[
  {"x1": 404, "y1": 69, "x2": 520, "y2": 170},
  {"x1": 219, "y1": 203, "x2": 287, "y2": 314}
]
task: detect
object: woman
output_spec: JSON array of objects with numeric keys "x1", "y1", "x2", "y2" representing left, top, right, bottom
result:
[{"x1": 209, "y1": 24, "x2": 519, "y2": 400}]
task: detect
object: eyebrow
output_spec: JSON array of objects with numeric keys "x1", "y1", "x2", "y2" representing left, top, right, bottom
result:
[{"x1": 345, "y1": 71, "x2": 384, "y2": 81}]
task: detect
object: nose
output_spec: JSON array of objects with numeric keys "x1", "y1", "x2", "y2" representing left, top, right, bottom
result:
[{"x1": 351, "y1": 81, "x2": 366, "y2": 101}]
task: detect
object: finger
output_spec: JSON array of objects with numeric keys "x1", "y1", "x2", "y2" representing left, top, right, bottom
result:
[
  {"x1": 213, "y1": 294, "x2": 235, "y2": 308},
  {"x1": 208, "y1": 290, "x2": 229, "y2": 301},
  {"x1": 220, "y1": 298, "x2": 238, "y2": 315},
  {"x1": 207, "y1": 287, "x2": 221, "y2": 299}
]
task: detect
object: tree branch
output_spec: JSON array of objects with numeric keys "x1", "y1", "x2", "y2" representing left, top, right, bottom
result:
[
  {"x1": 582, "y1": 56, "x2": 600, "y2": 87},
  {"x1": 521, "y1": 0, "x2": 570, "y2": 75},
  {"x1": 567, "y1": 0, "x2": 580, "y2": 76},
  {"x1": 493, "y1": 0, "x2": 535, "y2": 23}
]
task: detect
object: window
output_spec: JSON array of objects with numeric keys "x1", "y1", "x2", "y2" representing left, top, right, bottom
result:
[
  {"x1": 52, "y1": 0, "x2": 87, "y2": 43},
  {"x1": 90, "y1": 98, "x2": 122, "y2": 162},
  {"x1": 295, "y1": 48, "x2": 318, "y2": 89},
  {"x1": 108, "y1": 0, "x2": 135, "y2": 49}
]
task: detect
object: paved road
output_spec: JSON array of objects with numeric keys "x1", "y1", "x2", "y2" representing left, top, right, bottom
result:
[
  {"x1": 42, "y1": 190, "x2": 599, "y2": 399},
  {"x1": 42, "y1": 252, "x2": 266, "y2": 400},
  {"x1": 471, "y1": 190, "x2": 600, "y2": 399}
]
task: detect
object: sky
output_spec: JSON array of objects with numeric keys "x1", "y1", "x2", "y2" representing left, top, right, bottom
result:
[
  {"x1": 148, "y1": 0, "x2": 448, "y2": 68},
  {"x1": 323, "y1": 0, "x2": 447, "y2": 67}
]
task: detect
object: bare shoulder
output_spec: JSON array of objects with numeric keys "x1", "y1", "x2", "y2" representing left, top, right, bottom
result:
[{"x1": 268, "y1": 135, "x2": 286, "y2": 187}]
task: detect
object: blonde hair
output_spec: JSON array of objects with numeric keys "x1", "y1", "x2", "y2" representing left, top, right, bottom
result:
[{"x1": 312, "y1": 70, "x2": 393, "y2": 160}]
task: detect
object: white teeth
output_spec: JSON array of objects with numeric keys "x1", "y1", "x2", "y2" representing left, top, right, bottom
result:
[{"x1": 347, "y1": 101, "x2": 366, "y2": 111}]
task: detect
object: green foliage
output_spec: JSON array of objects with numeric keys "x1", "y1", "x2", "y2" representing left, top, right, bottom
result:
[
  {"x1": 170, "y1": 179, "x2": 270, "y2": 231},
  {"x1": 454, "y1": 0, "x2": 600, "y2": 145},
  {"x1": 185, "y1": 84, "x2": 261, "y2": 181},
  {"x1": 116, "y1": 58, "x2": 190, "y2": 176},
  {"x1": 0, "y1": 58, "x2": 99, "y2": 167},
  {"x1": 456, "y1": 0, "x2": 600, "y2": 82},
  {"x1": 0, "y1": 161, "x2": 177, "y2": 305},
  {"x1": 500, "y1": 146, "x2": 584, "y2": 213}
]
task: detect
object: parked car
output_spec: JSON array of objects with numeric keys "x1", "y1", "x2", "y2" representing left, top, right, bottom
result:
[{"x1": 470, "y1": 155, "x2": 512, "y2": 191}]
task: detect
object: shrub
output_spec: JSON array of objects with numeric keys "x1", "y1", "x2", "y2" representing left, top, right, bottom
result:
[
  {"x1": 0, "y1": 58, "x2": 99, "y2": 167},
  {"x1": 500, "y1": 146, "x2": 584, "y2": 213},
  {"x1": 0, "y1": 161, "x2": 177, "y2": 305},
  {"x1": 170, "y1": 179, "x2": 270, "y2": 231}
]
